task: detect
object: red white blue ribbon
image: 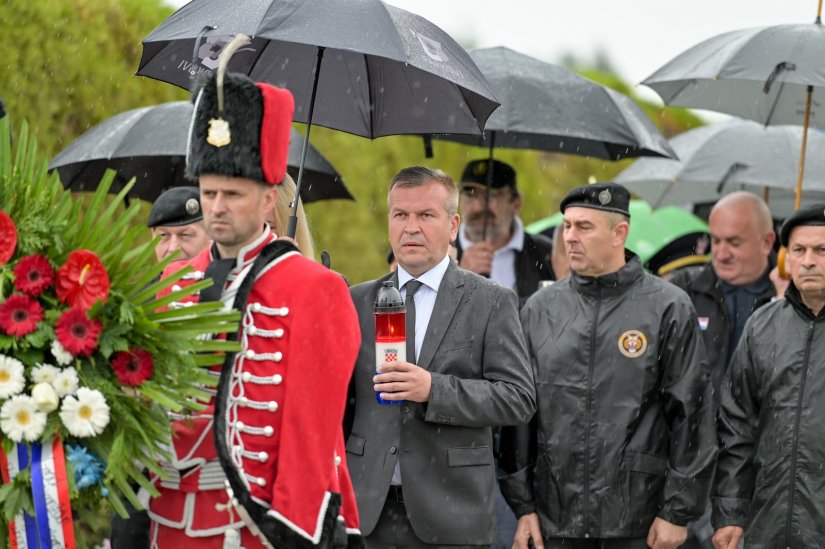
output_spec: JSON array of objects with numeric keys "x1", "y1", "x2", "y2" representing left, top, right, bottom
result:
[{"x1": 1, "y1": 439, "x2": 76, "y2": 549}]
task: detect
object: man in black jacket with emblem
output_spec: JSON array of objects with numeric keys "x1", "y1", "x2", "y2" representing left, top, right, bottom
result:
[{"x1": 503, "y1": 182, "x2": 717, "y2": 549}]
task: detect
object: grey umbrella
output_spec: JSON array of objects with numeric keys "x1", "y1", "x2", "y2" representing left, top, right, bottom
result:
[
  {"x1": 436, "y1": 46, "x2": 675, "y2": 160},
  {"x1": 137, "y1": 0, "x2": 499, "y2": 236},
  {"x1": 615, "y1": 119, "x2": 825, "y2": 218},
  {"x1": 49, "y1": 101, "x2": 353, "y2": 204},
  {"x1": 642, "y1": 10, "x2": 825, "y2": 208}
]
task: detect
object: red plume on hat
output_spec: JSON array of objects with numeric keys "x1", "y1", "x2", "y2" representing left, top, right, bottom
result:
[{"x1": 186, "y1": 34, "x2": 294, "y2": 185}]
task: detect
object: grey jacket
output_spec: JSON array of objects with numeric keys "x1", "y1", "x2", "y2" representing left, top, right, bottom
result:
[
  {"x1": 713, "y1": 283, "x2": 825, "y2": 548},
  {"x1": 501, "y1": 255, "x2": 717, "y2": 538},
  {"x1": 345, "y1": 261, "x2": 535, "y2": 545}
]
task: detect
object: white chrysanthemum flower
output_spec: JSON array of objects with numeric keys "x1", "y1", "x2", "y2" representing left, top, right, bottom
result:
[
  {"x1": 32, "y1": 382, "x2": 60, "y2": 412},
  {"x1": 0, "y1": 395, "x2": 47, "y2": 442},
  {"x1": 53, "y1": 367, "x2": 79, "y2": 398},
  {"x1": 32, "y1": 363, "x2": 61, "y2": 384},
  {"x1": 0, "y1": 355, "x2": 26, "y2": 399},
  {"x1": 51, "y1": 340, "x2": 74, "y2": 366},
  {"x1": 59, "y1": 387, "x2": 110, "y2": 438}
]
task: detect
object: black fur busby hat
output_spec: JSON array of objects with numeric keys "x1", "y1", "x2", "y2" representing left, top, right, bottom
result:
[{"x1": 186, "y1": 35, "x2": 294, "y2": 186}]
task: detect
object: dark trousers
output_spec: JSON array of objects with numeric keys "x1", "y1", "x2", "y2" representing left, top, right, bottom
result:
[
  {"x1": 544, "y1": 538, "x2": 648, "y2": 549},
  {"x1": 365, "y1": 491, "x2": 489, "y2": 549},
  {"x1": 110, "y1": 500, "x2": 150, "y2": 549}
]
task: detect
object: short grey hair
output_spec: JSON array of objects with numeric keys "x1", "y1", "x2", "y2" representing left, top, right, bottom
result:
[{"x1": 389, "y1": 166, "x2": 459, "y2": 216}]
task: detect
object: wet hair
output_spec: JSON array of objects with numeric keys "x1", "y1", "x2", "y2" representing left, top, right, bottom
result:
[{"x1": 389, "y1": 166, "x2": 459, "y2": 216}]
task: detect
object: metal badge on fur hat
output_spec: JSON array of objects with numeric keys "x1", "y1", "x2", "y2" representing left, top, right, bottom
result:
[{"x1": 186, "y1": 34, "x2": 295, "y2": 185}]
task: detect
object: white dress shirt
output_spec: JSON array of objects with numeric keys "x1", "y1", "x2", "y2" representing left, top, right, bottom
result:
[
  {"x1": 391, "y1": 255, "x2": 450, "y2": 486},
  {"x1": 396, "y1": 254, "x2": 450, "y2": 362},
  {"x1": 458, "y1": 218, "x2": 525, "y2": 292}
]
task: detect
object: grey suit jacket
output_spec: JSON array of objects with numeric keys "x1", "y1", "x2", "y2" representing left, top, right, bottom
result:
[{"x1": 346, "y1": 261, "x2": 535, "y2": 545}]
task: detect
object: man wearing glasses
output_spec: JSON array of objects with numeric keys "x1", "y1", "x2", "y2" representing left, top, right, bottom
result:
[{"x1": 455, "y1": 159, "x2": 555, "y2": 306}]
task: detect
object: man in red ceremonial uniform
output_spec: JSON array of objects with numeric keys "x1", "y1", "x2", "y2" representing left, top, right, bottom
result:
[{"x1": 146, "y1": 36, "x2": 362, "y2": 549}]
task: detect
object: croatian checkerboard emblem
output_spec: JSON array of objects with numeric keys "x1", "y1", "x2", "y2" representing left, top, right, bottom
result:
[
  {"x1": 384, "y1": 348, "x2": 399, "y2": 362},
  {"x1": 618, "y1": 330, "x2": 648, "y2": 358}
]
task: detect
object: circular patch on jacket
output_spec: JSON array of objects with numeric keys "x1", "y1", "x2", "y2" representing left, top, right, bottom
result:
[{"x1": 618, "y1": 330, "x2": 648, "y2": 358}]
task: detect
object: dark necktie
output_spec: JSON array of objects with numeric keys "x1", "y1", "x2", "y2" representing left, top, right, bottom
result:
[{"x1": 405, "y1": 280, "x2": 423, "y2": 364}]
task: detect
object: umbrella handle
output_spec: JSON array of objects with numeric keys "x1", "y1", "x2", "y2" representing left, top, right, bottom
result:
[
  {"x1": 794, "y1": 85, "x2": 814, "y2": 210},
  {"x1": 480, "y1": 131, "x2": 496, "y2": 243},
  {"x1": 289, "y1": 47, "x2": 325, "y2": 238},
  {"x1": 777, "y1": 247, "x2": 789, "y2": 280},
  {"x1": 191, "y1": 26, "x2": 217, "y2": 68}
]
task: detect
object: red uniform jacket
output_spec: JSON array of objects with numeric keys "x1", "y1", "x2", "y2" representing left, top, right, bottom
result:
[{"x1": 148, "y1": 228, "x2": 361, "y2": 548}]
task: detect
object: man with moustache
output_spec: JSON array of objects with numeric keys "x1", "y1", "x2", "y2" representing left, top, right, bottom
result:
[
  {"x1": 711, "y1": 204, "x2": 825, "y2": 548},
  {"x1": 502, "y1": 182, "x2": 716, "y2": 549},
  {"x1": 346, "y1": 166, "x2": 535, "y2": 548},
  {"x1": 455, "y1": 159, "x2": 554, "y2": 305}
]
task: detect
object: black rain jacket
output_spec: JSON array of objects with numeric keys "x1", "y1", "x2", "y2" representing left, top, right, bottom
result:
[
  {"x1": 713, "y1": 283, "x2": 825, "y2": 548},
  {"x1": 500, "y1": 255, "x2": 717, "y2": 538}
]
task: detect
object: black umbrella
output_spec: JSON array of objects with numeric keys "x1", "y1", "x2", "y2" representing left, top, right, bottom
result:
[
  {"x1": 429, "y1": 46, "x2": 675, "y2": 239},
  {"x1": 435, "y1": 47, "x2": 675, "y2": 160},
  {"x1": 48, "y1": 101, "x2": 352, "y2": 204},
  {"x1": 136, "y1": 0, "x2": 500, "y2": 236}
]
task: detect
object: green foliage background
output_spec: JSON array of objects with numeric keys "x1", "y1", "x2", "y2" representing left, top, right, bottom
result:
[{"x1": 0, "y1": 0, "x2": 703, "y2": 287}]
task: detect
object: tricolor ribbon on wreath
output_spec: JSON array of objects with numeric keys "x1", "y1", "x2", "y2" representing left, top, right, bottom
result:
[{"x1": 0, "y1": 438, "x2": 76, "y2": 549}]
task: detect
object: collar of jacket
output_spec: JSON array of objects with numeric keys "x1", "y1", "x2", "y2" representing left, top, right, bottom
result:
[
  {"x1": 784, "y1": 282, "x2": 825, "y2": 322},
  {"x1": 691, "y1": 261, "x2": 775, "y2": 302},
  {"x1": 570, "y1": 251, "x2": 644, "y2": 297}
]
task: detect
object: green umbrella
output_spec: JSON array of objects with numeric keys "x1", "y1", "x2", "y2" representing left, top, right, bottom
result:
[{"x1": 525, "y1": 200, "x2": 708, "y2": 264}]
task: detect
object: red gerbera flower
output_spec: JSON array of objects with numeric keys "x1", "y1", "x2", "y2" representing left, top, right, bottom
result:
[
  {"x1": 55, "y1": 250, "x2": 110, "y2": 309},
  {"x1": 13, "y1": 255, "x2": 55, "y2": 297},
  {"x1": 111, "y1": 348, "x2": 154, "y2": 387},
  {"x1": 55, "y1": 307, "x2": 102, "y2": 357},
  {"x1": 0, "y1": 211, "x2": 17, "y2": 266},
  {"x1": 0, "y1": 294, "x2": 43, "y2": 337}
]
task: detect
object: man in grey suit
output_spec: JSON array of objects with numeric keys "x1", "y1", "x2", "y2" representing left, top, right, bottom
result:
[{"x1": 346, "y1": 166, "x2": 536, "y2": 548}]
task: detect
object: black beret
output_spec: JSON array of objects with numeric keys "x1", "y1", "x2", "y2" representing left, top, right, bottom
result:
[
  {"x1": 780, "y1": 203, "x2": 825, "y2": 246},
  {"x1": 560, "y1": 182, "x2": 631, "y2": 217},
  {"x1": 147, "y1": 187, "x2": 203, "y2": 228},
  {"x1": 461, "y1": 159, "x2": 517, "y2": 191}
]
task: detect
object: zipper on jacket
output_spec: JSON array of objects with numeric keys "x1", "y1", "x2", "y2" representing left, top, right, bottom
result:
[
  {"x1": 785, "y1": 320, "x2": 815, "y2": 547},
  {"x1": 584, "y1": 286, "x2": 602, "y2": 534}
]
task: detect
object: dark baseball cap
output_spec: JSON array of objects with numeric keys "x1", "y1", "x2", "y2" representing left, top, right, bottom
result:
[{"x1": 460, "y1": 159, "x2": 516, "y2": 191}]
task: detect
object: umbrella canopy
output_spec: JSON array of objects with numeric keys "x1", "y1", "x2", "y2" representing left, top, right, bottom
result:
[
  {"x1": 49, "y1": 101, "x2": 352, "y2": 204},
  {"x1": 435, "y1": 47, "x2": 675, "y2": 160},
  {"x1": 136, "y1": 0, "x2": 499, "y2": 139},
  {"x1": 614, "y1": 120, "x2": 825, "y2": 217},
  {"x1": 642, "y1": 15, "x2": 825, "y2": 208},
  {"x1": 526, "y1": 200, "x2": 708, "y2": 265},
  {"x1": 642, "y1": 23, "x2": 825, "y2": 126}
]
